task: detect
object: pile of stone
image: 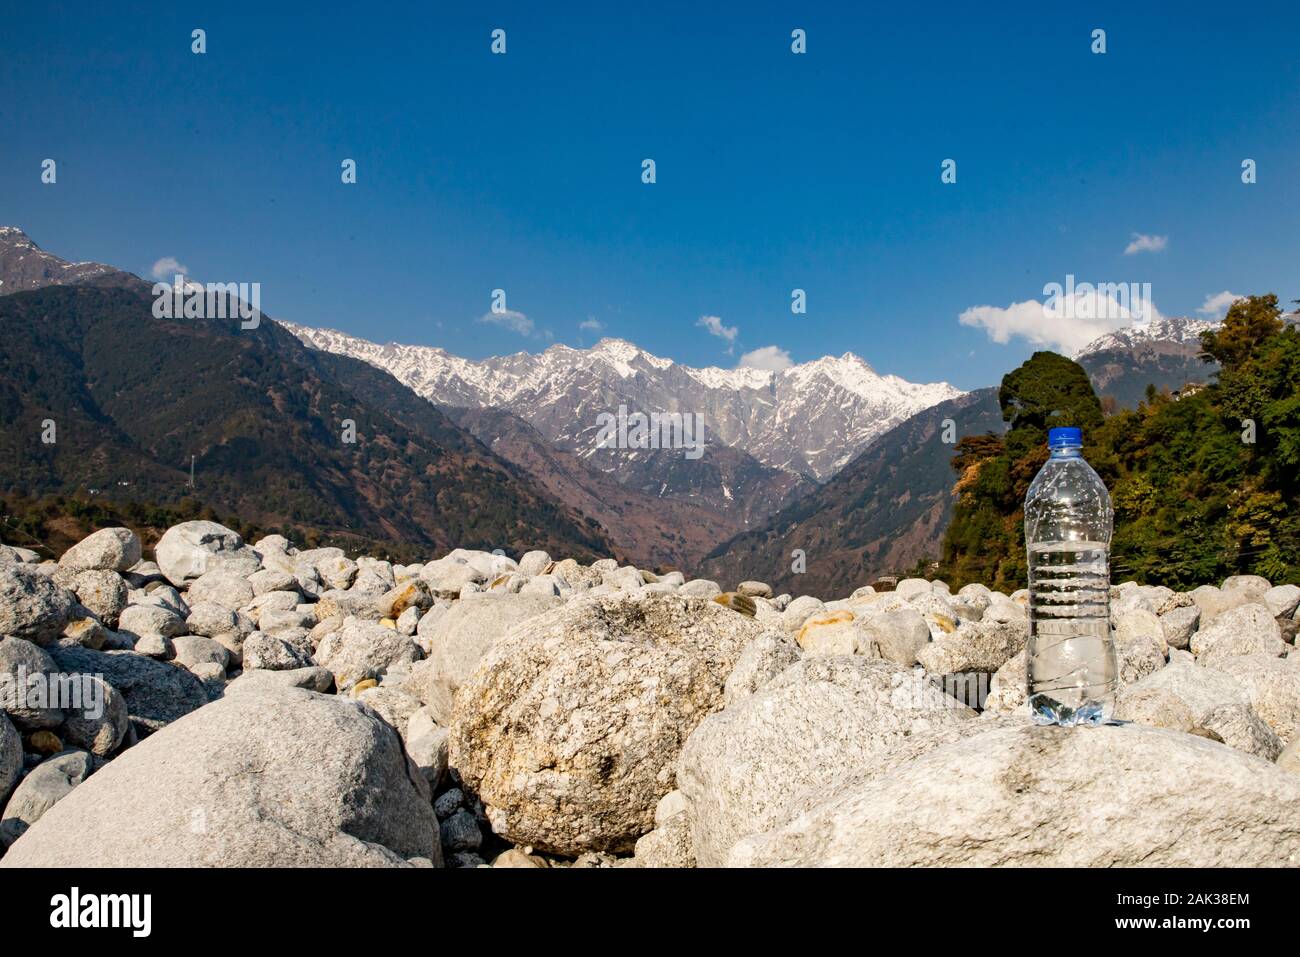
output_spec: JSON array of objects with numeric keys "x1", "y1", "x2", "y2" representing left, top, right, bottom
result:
[{"x1": 1, "y1": 523, "x2": 1298, "y2": 868}]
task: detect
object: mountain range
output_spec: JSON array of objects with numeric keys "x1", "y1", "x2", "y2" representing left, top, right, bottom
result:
[
  {"x1": 0, "y1": 225, "x2": 1232, "y2": 584},
  {"x1": 0, "y1": 229, "x2": 614, "y2": 561},
  {"x1": 283, "y1": 313, "x2": 1227, "y2": 580},
  {"x1": 281, "y1": 323, "x2": 963, "y2": 484},
  {"x1": 1073, "y1": 315, "x2": 1220, "y2": 408},
  {"x1": 697, "y1": 388, "x2": 1005, "y2": 596}
]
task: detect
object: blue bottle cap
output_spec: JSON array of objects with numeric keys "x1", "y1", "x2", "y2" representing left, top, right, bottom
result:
[{"x1": 1048, "y1": 427, "x2": 1082, "y2": 449}]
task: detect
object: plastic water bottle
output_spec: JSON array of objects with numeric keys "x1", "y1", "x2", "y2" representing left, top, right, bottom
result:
[{"x1": 1023, "y1": 427, "x2": 1116, "y2": 726}]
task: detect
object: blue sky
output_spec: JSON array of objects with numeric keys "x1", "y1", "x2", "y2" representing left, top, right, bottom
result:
[{"x1": 3, "y1": 1, "x2": 1298, "y2": 389}]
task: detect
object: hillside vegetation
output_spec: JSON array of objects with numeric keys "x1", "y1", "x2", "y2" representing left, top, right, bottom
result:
[
  {"x1": 939, "y1": 294, "x2": 1300, "y2": 589},
  {"x1": 0, "y1": 284, "x2": 613, "y2": 561}
]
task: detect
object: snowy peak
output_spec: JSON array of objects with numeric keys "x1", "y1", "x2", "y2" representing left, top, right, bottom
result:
[
  {"x1": 683, "y1": 363, "x2": 774, "y2": 391},
  {"x1": 1074, "y1": 316, "x2": 1218, "y2": 359},
  {"x1": 282, "y1": 321, "x2": 962, "y2": 482},
  {"x1": 587, "y1": 337, "x2": 652, "y2": 377},
  {"x1": 0, "y1": 226, "x2": 36, "y2": 246},
  {"x1": 0, "y1": 225, "x2": 120, "y2": 294}
]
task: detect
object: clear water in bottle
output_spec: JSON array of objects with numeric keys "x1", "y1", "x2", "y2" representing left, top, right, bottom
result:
[{"x1": 1024, "y1": 427, "x2": 1117, "y2": 726}]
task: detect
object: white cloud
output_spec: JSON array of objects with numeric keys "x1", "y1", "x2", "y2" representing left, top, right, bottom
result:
[
  {"x1": 151, "y1": 256, "x2": 188, "y2": 279},
  {"x1": 477, "y1": 308, "x2": 534, "y2": 336},
  {"x1": 579, "y1": 318, "x2": 604, "y2": 333},
  {"x1": 1123, "y1": 233, "x2": 1168, "y2": 255},
  {"x1": 959, "y1": 285, "x2": 1162, "y2": 356},
  {"x1": 738, "y1": 345, "x2": 794, "y2": 372},
  {"x1": 696, "y1": 314, "x2": 738, "y2": 349},
  {"x1": 1197, "y1": 290, "x2": 1243, "y2": 316}
]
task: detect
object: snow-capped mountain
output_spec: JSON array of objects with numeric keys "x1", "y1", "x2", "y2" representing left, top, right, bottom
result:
[
  {"x1": 1073, "y1": 316, "x2": 1218, "y2": 360},
  {"x1": 280, "y1": 323, "x2": 963, "y2": 483},
  {"x1": 1074, "y1": 316, "x2": 1220, "y2": 408},
  {"x1": 0, "y1": 226, "x2": 121, "y2": 294}
]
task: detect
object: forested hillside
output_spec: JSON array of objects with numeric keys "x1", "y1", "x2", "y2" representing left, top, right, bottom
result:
[{"x1": 938, "y1": 294, "x2": 1300, "y2": 590}]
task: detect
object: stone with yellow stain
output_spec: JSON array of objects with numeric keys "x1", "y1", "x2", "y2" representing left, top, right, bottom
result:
[
  {"x1": 63, "y1": 617, "x2": 108, "y2": 650},
  {"x1": 380, "y1": 618, "x2": 397, "y2": 630},
  {"x1": 713, "y1": 592, "x2": 757, "y2": 618},
  {"x1": 796, "y1": 610, "x2": 859, "y2": 655},
  {"x1": 27, "y1": 730, "x2": 63, "y2": 755},
  {"x1": 926, "y1": 613, "x2": 958, "y2": 635},
  {"x1": 377, "y1": 580, "x2": 428, "y2": 618}
]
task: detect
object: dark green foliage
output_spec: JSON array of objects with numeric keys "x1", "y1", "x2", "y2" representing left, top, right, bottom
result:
[
  {"x1": 940, "y1": 352, "x2": 1103, "y2": 590},
  {"x1": 939, "y1": 295, "x2": 1300, "y2": 589},
  {"x1": 0, "y1": 284, "x2": 614, "y2": 562},
  {"x1": 1100, "y1": 295, "x2": 1300, "y2": 585},
  {"x1": 0, "y1": 492, "x2": 432, "y2": 563}
]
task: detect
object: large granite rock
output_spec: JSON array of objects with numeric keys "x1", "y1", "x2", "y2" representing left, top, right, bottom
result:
[
  {"x1": 450, "y1": 592, "x2": 764, "y2": 855},
  {"x1": 57, "y1": 528, "x2": 141, "y2": 574},
  {"x1": 0, "y1": 637, "x2": 64, "y2": 730},
  {"x1": 1214, "y1": 655, "x2": 1300, "y2": 744},
  {"x1": 59, "y1": 675, "x2": 129, "y2": 757},
  {"x1": 722, "y1": 632, "x2": 803, "y2": 708},
  {"x1": 729, "y1": 722, "x2": 1300, "y2": 866},
  {"x1": 0, "y1": 565, "x2": 76, "y2": 646},
  {"x1": 412, "y1": 593, "x2": 561, "y2": 723},
  {"x1": 1190, "y1": 603, "x2": 1286, "y2": 668},
  {"x1": 48, "y1": 644, "x2": 209, "y2": 735},
  {"x1": 314, "y1": 618, "x2": 421, "y2": 692},
  {"x1": 154, "y1": 521, "x2": 260, "y2": 586},
  {"x1": 916, "y1": 618, "x2": 1027, "y2": 674},
  {"x1": 68, "y1": 570, "x2": 128, "y2": 628},
  {"x1": 1118, "y1": 660, "x2": 1248, "y2": 722},
  {"x1": 1, "y1": 749, "x2": 95, "y2": 848},
  {"x1": 679, "y1": 656, "x2": 979, "y2": 866},
  {"x1": 1, "y1": 685, "x2": 438, "y2": 867}
]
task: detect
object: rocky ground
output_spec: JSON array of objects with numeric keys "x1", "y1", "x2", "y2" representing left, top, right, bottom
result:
[{"x1": 1, "y1": 523, "x2": 1299, "y2": 867}]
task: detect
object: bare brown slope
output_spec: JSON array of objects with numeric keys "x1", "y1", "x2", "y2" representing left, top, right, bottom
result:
[
  {"x1": 699, "y1": 389, "x2": 1005, "y2": 598},
  {"x1": 0, "y1": 284, "x2": 614, "y2": 562},
  {"x1": 446, "y1": 406, "x2": 741, "y2": 570}
]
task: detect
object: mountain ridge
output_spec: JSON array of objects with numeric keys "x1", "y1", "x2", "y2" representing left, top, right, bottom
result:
[
  {"x1": 281, "y1": 322, "x2": 963, "y2": 484},
  {"x1": 1073, "y1": 315, "x2": 1221, "y2": 409},
  {"x1": 0, "y1": 226, "x2": 135, "y2": 294},
  {"x1": 1073, "y1": 315, "x2": 1218, "y2": 359},
  {"x1": 698, "y1": 388, "x2": 1006, "y2": 597},
  {"x1": 1, "y1": 223, "x2": 1254, "y2": 580},
  {"x1": 0, "y1": 230, "x2": 617, "y2": 562}
]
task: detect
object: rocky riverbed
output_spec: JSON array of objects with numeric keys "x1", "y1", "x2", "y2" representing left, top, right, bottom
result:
[{"x1": 1, "y1": 522, "x2": 1299, "y2": 867}]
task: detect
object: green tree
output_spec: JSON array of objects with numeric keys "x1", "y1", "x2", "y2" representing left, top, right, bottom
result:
[
  {"x1": 1200, "y1": 294, "x2": 1284, "y2": 372},
  {"x1": 940, "y1": 352, "x2": 1104, "y2": 589},
  {"x1": 939, "y1": 294, "x2": 1300, "y2": 590}
]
